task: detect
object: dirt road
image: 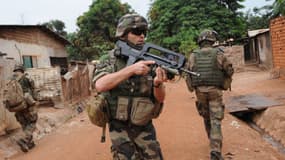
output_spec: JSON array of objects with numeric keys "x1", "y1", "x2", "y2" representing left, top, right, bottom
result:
[{"x1": 10, "y1": 70, "x2": 285, "y2": 160}]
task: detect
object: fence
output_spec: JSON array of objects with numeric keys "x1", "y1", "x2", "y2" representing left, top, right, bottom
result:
[
  {"x1": 62, "y1": 62, "x2": 91, "y2": 102},
  {"x1": 26, "y1": 67, "x2": 63, "y2": 103}
]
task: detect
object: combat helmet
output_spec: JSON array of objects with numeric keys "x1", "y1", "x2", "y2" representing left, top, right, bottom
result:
[
  {"x1": 13, "y1": 65, "x2": 25, "y2": 73},
  {"x1": 198, "y1": 29, "x2": 218, "y2": 44},
  {"x1": 115, "y1": 14, "x2": 148, "y2": 37}
]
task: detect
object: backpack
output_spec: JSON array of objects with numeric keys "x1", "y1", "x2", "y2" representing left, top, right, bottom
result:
[
  {"x1": 3, "y1": 79, "x2": 27, "y2": 112},
  {"x1": 86, "y1": 93, "x2": 109, "y2": 143}
]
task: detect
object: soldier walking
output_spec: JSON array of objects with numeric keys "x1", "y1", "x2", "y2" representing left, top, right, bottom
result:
[
  {"x1": 93, "y1": 14, "x2": 168, "y2": 160},
  {"x1": 12, "y1": 65, "x2": 38, "y2": 152},
  {"x1": 185, "y1": 30, "x2": 234, "y2": 160}
]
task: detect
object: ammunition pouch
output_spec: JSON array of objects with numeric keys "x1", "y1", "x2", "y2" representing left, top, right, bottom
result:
[
  {"x1": 114, "y1": 97, "x2": 163, "y2": 126},
  {"x1": 223, "y1": 76, "x2": 232, "y2": 91},
  {"x1": 115, "y1": 96, "x2": 129, "y2": 121},
  {"x1": 131, "y1": 97, "x2": 155, "y2": 126},
  {"x1": 223, "y1": 65, "x2": 234, "y2": 91}
]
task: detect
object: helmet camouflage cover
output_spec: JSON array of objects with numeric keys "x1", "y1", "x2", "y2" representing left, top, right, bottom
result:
[
  {"x1": 115, "y1": 13, "x2": 148, "y2": 37},
  {"x1": 13, "y1": 65, "x2": 25, "y2": 72},
  {"x1": 198, "y1": 29, "x2": 218, "y2": 44}
]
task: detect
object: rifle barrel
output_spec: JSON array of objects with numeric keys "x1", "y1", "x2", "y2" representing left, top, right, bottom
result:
[{"x1": 180, "y1": 68, "x2": 200, "y2": 77}]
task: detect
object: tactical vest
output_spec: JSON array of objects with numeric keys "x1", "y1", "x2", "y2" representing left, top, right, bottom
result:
[
  {"x1": 191, "y1": 48, "x2": 224, "y2": 87},
  {"x1": 18, "y1": 75, "x2": 33, "y2": 94},
  {"x1": 103, "y1": 50, "x2": 154, "y2": 119}
]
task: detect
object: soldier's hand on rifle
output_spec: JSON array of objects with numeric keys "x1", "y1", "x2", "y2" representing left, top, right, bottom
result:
[
  {"x1": 130, "y1": 60, "x2": 155, "y2": 76},
  {"x1": 153, "y1": 67, "x2": 168, "y2": 87}
]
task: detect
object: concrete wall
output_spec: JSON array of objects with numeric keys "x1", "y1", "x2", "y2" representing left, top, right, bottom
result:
[
  {"x1": 0, "y1": 27, "x2": 67, "y2": 67},
  {"x1": 270, "y1": 16, "x2": 285, "y2": 77},
  {"x1": 256, "y1": 32, "x2": 273, "y2": 69},
  {"x1": 223, "y1": 45, "x2": 244, "y2": 68}
]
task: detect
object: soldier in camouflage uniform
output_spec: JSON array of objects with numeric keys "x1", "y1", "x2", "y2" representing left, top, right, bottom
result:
[
  {"x1": 185, "y1": 30, "x2": 234, "y2": 160},
  {"x1": 93, "y1": 14, "x2": 168, "y2": 160},
  {"x1": 13, "y1": 65, "x2": 38, "y2": 152}
]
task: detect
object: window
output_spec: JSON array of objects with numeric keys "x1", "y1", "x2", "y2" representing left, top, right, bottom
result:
[
  {"x1": 23, "y1": 56, "x2": 38, "y2": 68},
  {"x1": 50, "y1": 57, "x2": 68, "y2": 75}
]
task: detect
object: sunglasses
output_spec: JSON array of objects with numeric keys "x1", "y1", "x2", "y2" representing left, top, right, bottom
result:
[{"x1": 130, "y1": 28, "x2": 147, "y2": 36}]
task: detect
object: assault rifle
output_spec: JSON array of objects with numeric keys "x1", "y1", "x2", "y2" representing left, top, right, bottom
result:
[{"x1": 115, "y1": 40, "x2": 200, "y2": 79}]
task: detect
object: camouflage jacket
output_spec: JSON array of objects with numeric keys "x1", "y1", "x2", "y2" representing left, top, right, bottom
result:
[{"x1": 93, "y1": 49, "x2": 156, "y2": 118}]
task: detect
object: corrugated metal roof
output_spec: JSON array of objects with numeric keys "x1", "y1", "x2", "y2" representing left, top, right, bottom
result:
[
  {"x1": 226, "y1": 93, "x2": 283, "y2": 113},
  {"x1": 248, "y1": 28, "x2": 270, "y2": 38}
]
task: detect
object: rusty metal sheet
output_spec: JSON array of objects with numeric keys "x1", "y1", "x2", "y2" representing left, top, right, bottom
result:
[
  {"x1": 226, "y1": 94, "x2": 283, "y2": 113},
  {"x1": 26, "y1": 67, "x2": 63, "y2": 102}
]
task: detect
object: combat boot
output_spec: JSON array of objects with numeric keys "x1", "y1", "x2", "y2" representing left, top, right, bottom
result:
[
  {"x1": 210, "y1": 151, "x2": 224, "y2": 160},
  {"x1": 27, "y1": 141, "x2": 36, "y2": 149},
  {"x1": 16, "y1": 139, "x2": 29, "y2": 152}
]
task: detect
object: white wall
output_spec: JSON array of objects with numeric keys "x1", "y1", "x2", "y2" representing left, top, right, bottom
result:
[
  {"x1": 0, "y1": 39, "x2": 67, "y2": 67},
  {"x1": 257, "y1": 33, "x2": 273, "y2": 69}
]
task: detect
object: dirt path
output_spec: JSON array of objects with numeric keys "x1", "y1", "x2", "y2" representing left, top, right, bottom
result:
[{"x1": 10, "y1": 70, "x2": 285, "y2": 160}]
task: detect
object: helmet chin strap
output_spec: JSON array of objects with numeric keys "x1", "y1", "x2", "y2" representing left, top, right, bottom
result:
[{"x1": 126, "y1": 40, "x2": 144, "y2": 50}]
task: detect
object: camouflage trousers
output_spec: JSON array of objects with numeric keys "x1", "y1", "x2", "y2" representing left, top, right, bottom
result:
[
  {"x1": 109, "y1": 120, "x2": 163, "y2": 160},
  {"x1": 195, "y1": 88, "x2": 224, "y2": 153},
  {"x1": 15, "y1": 106, "x2": 38, "y2": 146}
]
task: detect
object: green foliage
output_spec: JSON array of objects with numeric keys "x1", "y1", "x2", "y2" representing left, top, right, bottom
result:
[
  {"x1": 243, "y1": 0, "x2": 285, "y2": 30},
  {"x1": 42, "y1": 19, "x2": 67, "y2": 37},
  {"x1": 99, "y1": 54, "x2": 109, "y2": 61},
  {"x1": 70, "y1": 0, "x2": 132, "y2": 60},
  {"x1": 272, "y1": 0, "x2": 285, "y2": 17},
  {"x1": 148, "y1": 0, "x2": 246, "y2": 54},
  {"x1": 217, "y1": 0, "x2": 245, "y2": 13},
  {"x1": 178, "y1": 30, "x2": 198, "y2": 55},
  {"x1": 243, "y1": 6, "x2": 273, "y2": 30},
  {"x1": 66, "y1": 32, "x2": 84, "y2": 60}
]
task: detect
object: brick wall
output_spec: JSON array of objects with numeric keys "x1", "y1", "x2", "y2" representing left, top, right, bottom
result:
[
  {"x1": 0, "y1": 27, "x2": 65, "y2": 49},
  {"x1": 270, "y1": 16, "x2": 285, "y2": 77}
]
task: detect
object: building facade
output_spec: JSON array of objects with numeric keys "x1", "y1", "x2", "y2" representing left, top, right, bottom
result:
[
  {"x1": 244, "y1": 29, "x2": 273, "y2": 69},
  {"x1": 0, "y1": 25, "x2": 70, "y2": 69}
]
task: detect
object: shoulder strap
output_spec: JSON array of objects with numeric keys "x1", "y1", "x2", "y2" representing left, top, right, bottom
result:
[{"x1": 192, "y1": 49, "x2": 201, "y2": 55}]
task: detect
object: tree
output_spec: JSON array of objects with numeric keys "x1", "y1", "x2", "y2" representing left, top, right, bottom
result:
[
  {"x1": 148, "y1": 0, "x2": 246, "y2": 54},
  {"x1": 217, "y1": 0, "x2": 245, "y2": 14},
  {"x1": 72, "y1": 0, "x2": 132, "y2": 60},
  {"x1": 42, "y1": 19, "x2": 67, "y2": 37},
  {"x1": 271, "y1": 0, "x2": 285, "y2": 17},
  {"x1": 243, "y1": 0, "x2": 285, "y2": 30},
  {"x1": 243, "y1": 6, "x2": 273, "y2": 30},
  {"x1": 66, "y1": 32, "x2": 83, "y2": 60}
]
